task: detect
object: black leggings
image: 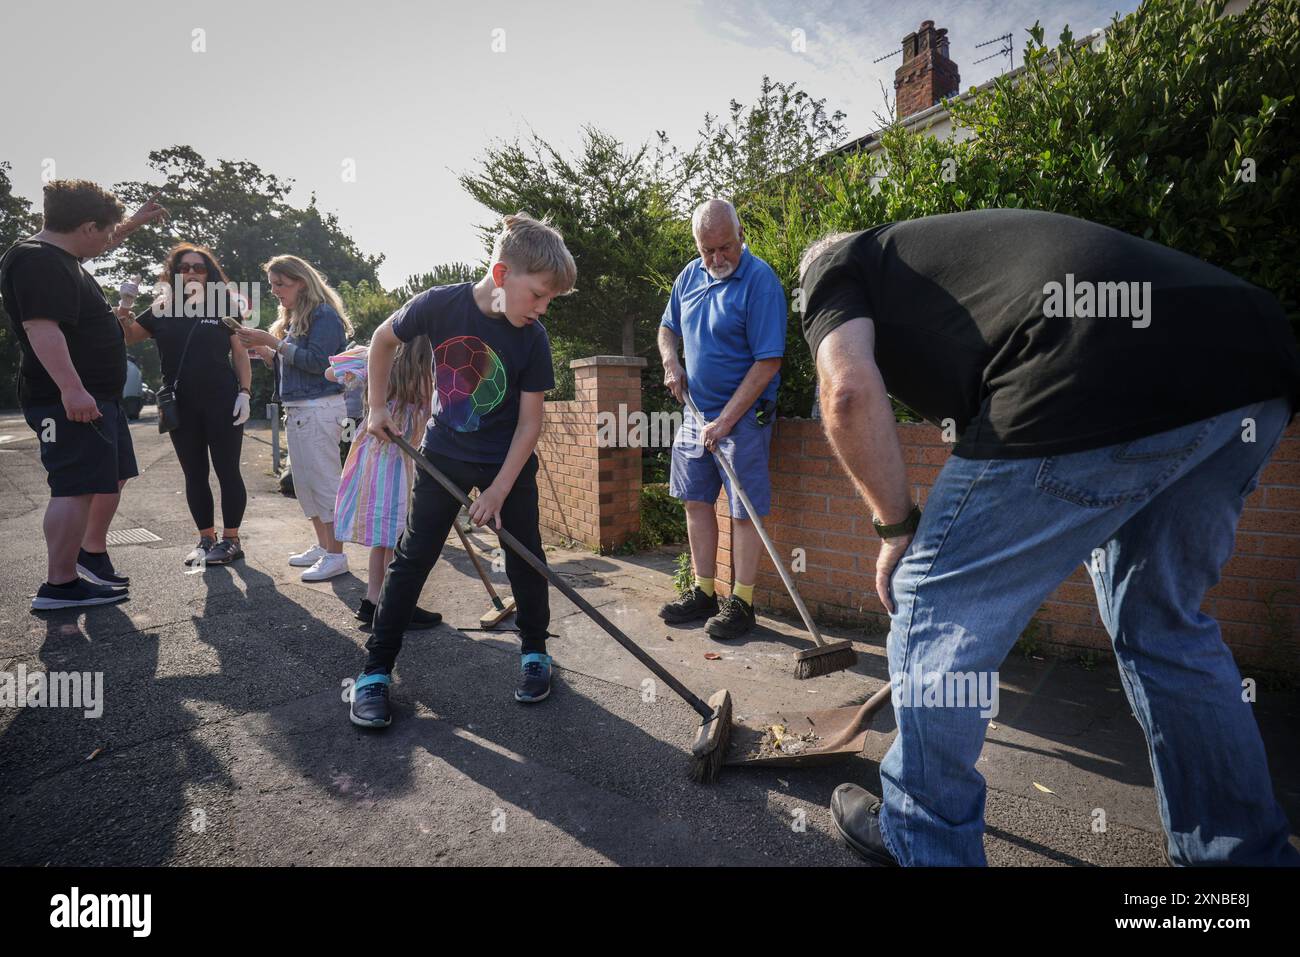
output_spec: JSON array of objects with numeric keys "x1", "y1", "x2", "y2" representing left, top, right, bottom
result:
[
  {"x1": 169, "y1": 392, "x2": 247, "y2": 531},
  {"x1": 364, "y1": 449, "x2": 550, "y2": 672}
]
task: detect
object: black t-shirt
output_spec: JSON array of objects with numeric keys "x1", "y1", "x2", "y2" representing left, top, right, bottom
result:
[
  {"x1": 802, "y1": 208, "x2": 1300, "y2": 458},
  {"x1": 136, "y1": 304, "x2": 238, "y2": 399},
  {"x1": 0, "y1": 239, "x2": 126, "y2": 407},
  {"x1": 391, "y1": 283, "x2": 555, "y2": 463}
]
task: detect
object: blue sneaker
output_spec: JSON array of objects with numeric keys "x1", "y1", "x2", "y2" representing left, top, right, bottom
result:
[
  {"x1": 515, "y1": 653, "x2": 552, "y2": 703},
  {"x1": 350, "y1": 671, "x2": 392, "y2": 728}
]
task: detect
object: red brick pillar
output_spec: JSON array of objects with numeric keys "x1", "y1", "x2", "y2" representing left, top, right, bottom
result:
[{"x1": 536, "y1": 356, "x2": 646, "y2": 551}]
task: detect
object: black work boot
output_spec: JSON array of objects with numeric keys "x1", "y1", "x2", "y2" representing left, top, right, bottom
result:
[
  {"x1": 704, "y1": 594, "x2": 756, "y2": 639},
  {"x1": 830, "y1": 784, "x2": 899, "y2": 866},
  {"x1": 658, "y1": 585, "x2": 719, "y2": 624}
]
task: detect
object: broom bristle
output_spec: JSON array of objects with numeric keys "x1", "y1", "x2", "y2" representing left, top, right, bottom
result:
[
  {"x1": 688, "y1": 691, "x2": 733, "y2": 784},
  {"x1": 794, "y1": 646, "x2": 858, "y2": 680}
]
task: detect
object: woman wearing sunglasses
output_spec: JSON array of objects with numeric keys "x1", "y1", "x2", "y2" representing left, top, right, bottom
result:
[{"x1": 116, "y1": 243, "x2": 252, "y2": 566}]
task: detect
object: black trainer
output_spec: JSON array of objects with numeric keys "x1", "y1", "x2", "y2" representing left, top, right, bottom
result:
[
  {"x1": 515, "y1": 653, "x2": 552, "y2": 703},
  {"x1": 355, "y1": 598, "x2": 377, "y2": 628},
  {"x1": 409, "y1": 606, "x2": 443, "y2": 629},
  {"x1": 349, "y1": 671, "x2": 392, "y2": 728},
  {"x1": 204, "y1": 538, "x2": 244, "y2": 565},
  {"x1": 356, "y1": 600, "x2": 442, "y2": 631},
  {"x1": 31, "y1": 578, "x2": 129, "y2": 612},
  {"x1": 705, "y1": 594, "x2": 756, "y2": 639},
  {"x1": 658, "y1": 585, "x2": 719, "y2": 624},
  {"x1": 184, "y1": 536, "x2": 216, "y2": 566},
  {"x1": 76, "y1": 549, "x2": 128, "y2": 587}
]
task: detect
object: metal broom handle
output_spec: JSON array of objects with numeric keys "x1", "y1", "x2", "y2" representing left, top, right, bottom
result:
[{"x1": 683, "y1": 390, "x2": 830, "y2": 648}]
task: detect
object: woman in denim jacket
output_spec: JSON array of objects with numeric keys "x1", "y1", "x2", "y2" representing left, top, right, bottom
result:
[{"x1": 238, "y1": 255, "x2": 353, "y2": 581}]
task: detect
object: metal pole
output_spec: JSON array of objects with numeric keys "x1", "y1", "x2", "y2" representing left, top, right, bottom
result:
[{"x1": 267, "y1": 402, "x2": 281, "y2": 473}]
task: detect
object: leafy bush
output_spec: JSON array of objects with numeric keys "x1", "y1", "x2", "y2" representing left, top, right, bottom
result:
[
  {"x1": 743, "y1": 0, "x2": 1300, "y2": 417},
  {"x1": 626, "y1": 482, "x2": 687, "y2": 550}
]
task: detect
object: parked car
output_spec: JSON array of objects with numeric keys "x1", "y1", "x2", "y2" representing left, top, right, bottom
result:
[{"x1": 122, "y1": 356, "x2": 146, "y2": 419}]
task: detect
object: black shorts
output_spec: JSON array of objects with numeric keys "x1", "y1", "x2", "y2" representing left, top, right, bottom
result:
[{"x1": 23, "y1": 398, "x2": 139, "y2": 497}]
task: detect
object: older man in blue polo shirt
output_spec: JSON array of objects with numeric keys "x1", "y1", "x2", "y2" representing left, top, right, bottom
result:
[{"x1": 657, "y1": 199, "x2": 786, "y2": 639}]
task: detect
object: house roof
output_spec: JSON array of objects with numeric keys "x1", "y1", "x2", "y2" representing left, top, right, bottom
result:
[
  {"x1": 836, "y1": 59, "x2": 1028, "y2": 156},
  {"x1": 836, "y1": 26, "x2": 1107, "y2": 156}
]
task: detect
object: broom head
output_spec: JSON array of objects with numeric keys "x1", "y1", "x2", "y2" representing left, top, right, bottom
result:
[
  {"x1": 794, "y1": 640, "x2": 857, "y2": 680},
  {"x1": 688, "y1": 688, "x2": 733, "y2": 784}
]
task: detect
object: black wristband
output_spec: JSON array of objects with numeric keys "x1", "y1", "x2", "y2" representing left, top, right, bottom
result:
[{"x1": 872, "y1": 503, "x2": 921, "y2": 539}]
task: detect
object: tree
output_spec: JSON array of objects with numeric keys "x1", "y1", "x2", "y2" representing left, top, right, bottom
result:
[
  {"x1": 339, "y1": 263, "x2": 483, "y2": 346},
  {"x1": 947, "y1": 0, "x2": 1299, "y2": 329},
  {"x1": 744, "y1": 0, "x2": 1300, "y2": 420},
  {"x1": 459, "y1": 127, "x2": 690, "y2": 359},
  {"x1": 394, "y1": 263, "x2": 480, "y2": 302},
  {"x1": 666, "y1": 75, "x2": 848, "y2": 212},
  {"x1": 336, "y1": 279, "x2": 399, "y2": 346},
  {"x1": 0, "y1": 162, "x2": 41, "y2": 407},
  {"x1": 106, "y1": 146, "x2": 384, "y2": 409},
  {"x1": 111, "y1": 146, "x2": 383, "y2": 320}
]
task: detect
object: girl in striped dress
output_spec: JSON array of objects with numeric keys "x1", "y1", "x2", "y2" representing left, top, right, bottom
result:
[{"x1": 328, "y1": 339, "x2": 439, "y2": 629}]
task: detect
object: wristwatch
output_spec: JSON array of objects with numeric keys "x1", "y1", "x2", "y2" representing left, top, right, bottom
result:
[
  {"x1": 238, "y1": 387, "x2": 251, "y2": 395},
  {"x1": 872, "y1": 503, "x2": 922, "y2": 539}
]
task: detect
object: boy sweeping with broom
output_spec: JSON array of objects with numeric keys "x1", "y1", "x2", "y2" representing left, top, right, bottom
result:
[{"x1": 349, "y1": 213, "x2": 576, "y2": 728}]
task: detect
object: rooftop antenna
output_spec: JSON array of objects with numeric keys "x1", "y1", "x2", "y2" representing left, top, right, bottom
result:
[
  {"x1": 973, "y1": 32, "x2": 1014, "y2": 70},
  {"x1": 871, "y1": 48, "x2": 900, "y2": 64}
]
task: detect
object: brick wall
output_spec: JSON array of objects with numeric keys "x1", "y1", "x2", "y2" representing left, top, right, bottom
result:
[
  {"x1": 536, "y1": 357, "x2": 645, "y2": 551},
  {"x1": 712, "y1": 417, "x2": 1300, "y2": 670}
]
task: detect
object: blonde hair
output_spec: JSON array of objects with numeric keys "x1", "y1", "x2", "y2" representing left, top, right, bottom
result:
[
  {"x1": 263, "y1": 254, "x2": 355, "y2": 340},
  {"x1": 491, "y1": 212, "x2": 577, "y2": 294},
  {"x1": 364, "y1": 335, "x2": 432, "y2": 418}
]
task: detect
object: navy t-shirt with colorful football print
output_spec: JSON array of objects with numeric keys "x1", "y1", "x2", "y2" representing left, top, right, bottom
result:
[{"x1": 390, "y1": 283, "x2": 556, "y2": 463}]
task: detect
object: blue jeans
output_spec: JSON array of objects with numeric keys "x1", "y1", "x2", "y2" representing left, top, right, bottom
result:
[{"x1": 877, "y1": 397, "x2": 1299, "y2": 866}]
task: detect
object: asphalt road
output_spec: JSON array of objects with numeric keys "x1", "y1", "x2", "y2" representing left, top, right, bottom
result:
[{"x1": 1, "y1": 408, "x2": 1296, "y2": 866}]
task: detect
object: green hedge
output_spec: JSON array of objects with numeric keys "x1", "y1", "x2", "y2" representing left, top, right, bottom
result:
[
  {"x1": 742, "y1": 0, "x2": 1300, "y2": 418},
  {"x1": 618, "y1": 482, "x2": 687, "y2": 553}
]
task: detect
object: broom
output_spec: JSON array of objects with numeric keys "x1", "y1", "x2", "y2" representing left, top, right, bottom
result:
[
  {"x1": 683, "y1": 391, "x2": 857, "y2": 679},
  {"x1": 387, "y1": 430, "x2": 734, "y2": 783},
  {"x1": 452, "y1": 522, "x2": 517, "y2": 628}
]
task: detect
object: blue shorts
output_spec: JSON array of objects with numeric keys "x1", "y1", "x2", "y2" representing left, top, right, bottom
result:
[{"x1": 669, "y1": 407, "x2": 773, "y2": 519}]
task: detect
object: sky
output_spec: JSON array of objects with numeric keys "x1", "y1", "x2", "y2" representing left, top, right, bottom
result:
[{"x1": 2, "y1": 0, "x2": 1141, "y2": 288}]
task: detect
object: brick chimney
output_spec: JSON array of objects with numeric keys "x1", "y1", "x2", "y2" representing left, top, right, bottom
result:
[{"x1": 894, "y1": 20, "x2": 960, "y2": 120}]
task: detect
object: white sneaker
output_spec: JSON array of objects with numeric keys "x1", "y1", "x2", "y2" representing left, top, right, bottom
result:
[
  {"x1": 289, "y1": 544, "x2": 326, "y2": 567},
  {"x1": 301, "y1": 551, "x2": 349, "y2": 582}
]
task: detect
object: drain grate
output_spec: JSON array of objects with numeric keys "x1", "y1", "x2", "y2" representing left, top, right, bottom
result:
[{"x1": 105, "y1": 527, "x2": 162, "y2": 546}]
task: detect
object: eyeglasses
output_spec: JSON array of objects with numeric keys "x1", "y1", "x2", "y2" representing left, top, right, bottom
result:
[{"x1": 176, "y1": 263, "x2": 208, "y2": 274}]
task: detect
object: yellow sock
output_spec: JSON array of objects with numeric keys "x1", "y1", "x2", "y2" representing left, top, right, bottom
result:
[
  {"x1": 696, "y1": 576, "x2": 715, "y2": 596},
  {"x1": 733, "y1": 582, "x2": 754, "y2": 605}
]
